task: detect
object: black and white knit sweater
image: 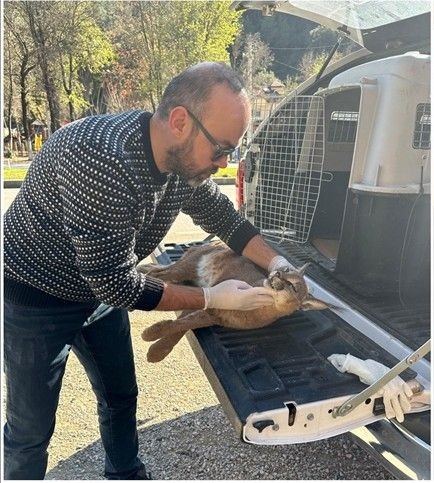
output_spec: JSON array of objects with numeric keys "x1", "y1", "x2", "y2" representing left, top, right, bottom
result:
[{"x1": 4, "y1": 111, "x2": 259, "y2": 310}]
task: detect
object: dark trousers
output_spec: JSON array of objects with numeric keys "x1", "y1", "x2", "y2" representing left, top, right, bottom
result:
[{"x1": 4, "y1": 300, "x2": 144, "y2": 480}]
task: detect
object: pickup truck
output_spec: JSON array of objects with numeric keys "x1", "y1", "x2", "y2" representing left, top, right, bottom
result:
[{"x1": 153, "y1": 1, "x2": 431, "y2": 479}]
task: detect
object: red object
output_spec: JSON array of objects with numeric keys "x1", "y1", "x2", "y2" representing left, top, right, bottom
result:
[{"x1": 235, "y1": 158, "x2": 245, "y2": 209}]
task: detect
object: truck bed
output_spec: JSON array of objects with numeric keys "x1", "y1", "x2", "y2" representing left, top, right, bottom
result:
[{"x1": 153, "y1": 241, "x2": 421, "y2": 439}]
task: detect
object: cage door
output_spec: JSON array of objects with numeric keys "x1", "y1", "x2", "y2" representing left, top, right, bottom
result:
[{"x1": 256, "y1": 95, "x2": 325, "y2": 244}]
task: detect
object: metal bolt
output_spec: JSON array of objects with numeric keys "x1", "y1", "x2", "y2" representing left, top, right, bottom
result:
[
  {"x1": 407, "y1": 355, "x2": 419, "y2": 364},
  {"x1": 272, "y1": 424, "x2": 280, "y2": 431},
  {"x1": 307, "y1": 413, "x2": 314, "y2": 421}
]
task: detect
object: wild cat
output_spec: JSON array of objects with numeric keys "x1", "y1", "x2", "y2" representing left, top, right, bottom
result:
[{"x1": 139, "y1": 241, "x2": 330, "y2": 362}]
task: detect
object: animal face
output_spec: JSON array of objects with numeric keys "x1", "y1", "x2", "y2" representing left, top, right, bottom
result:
[
  {"x1": 263, "y1": 262, "x2": 312, "y2": 310},
  {"x1": 267, "y1": 268, "x2": 308, "y2": 298}
]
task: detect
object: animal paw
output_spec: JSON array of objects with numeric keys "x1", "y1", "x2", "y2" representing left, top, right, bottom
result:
[
  {"x1": 141, "y1": 320, "x2": 175, "y2": 341},
  {"x1": 147, "y1": 344, "x2": 172, "y2": 363}
]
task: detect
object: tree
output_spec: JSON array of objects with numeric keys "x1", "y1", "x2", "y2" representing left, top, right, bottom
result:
[
  {"x1": 241, "y1": 10, "x2": 317, "y2": 81},
  {"x1": 309, "y1": 25, "x2": 358, "y2": 56},
  {"x1": 298, "y1": 51, "x2": 328, "y2": 81},
  {"x1": 4, "y1": 2, "x2": 37, "y2": 156},
  {"x1": 4, "y1": 28, "x2": 15, "y2": 160},
  {"x1": 107, "y1": 1, "x2": 242, "y2": 111},
  {"x1": 19, "y1": 1, "x2": 62, "y2": 133},
  {"x1": 232, "y1": 32, "x2": 274, "y2": 94},
  {"x1": 54, "y1": 2, "x2": 115, "y2": 120},
  {"x1": 297, "y1": 44, "x2": 349, "y2": 83}
]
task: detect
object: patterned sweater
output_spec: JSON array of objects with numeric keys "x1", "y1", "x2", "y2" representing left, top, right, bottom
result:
[{"x1": 4, "y1": 111, "x2": 259, "y2": 310}]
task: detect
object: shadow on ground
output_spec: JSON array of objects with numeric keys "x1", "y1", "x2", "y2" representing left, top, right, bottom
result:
[{"x1": 46, "y1": 405, "x2": 394, "y2": 480}]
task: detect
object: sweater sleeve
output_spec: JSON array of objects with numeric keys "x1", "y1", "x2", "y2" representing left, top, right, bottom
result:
[
  {"x1": 181, "y1": 179, "x2": 259, "y2": 254},
  {"x1": 58, "y1": 143, "x2": 164, "y2": 310}
]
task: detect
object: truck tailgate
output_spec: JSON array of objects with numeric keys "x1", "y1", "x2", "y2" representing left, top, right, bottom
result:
[{"x1": 152, "y1": 241, "x2": 425, "y2": 445}]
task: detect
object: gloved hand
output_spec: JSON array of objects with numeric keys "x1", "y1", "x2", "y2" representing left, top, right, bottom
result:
[
  {"x1": 203, "y1": 279, "x2": 275, "y2": 311},
  {"x1": 268, "y1": 255, "x2": 294, "y2": 273},
  {"x1": 328, "y1": 353, "x2": 413, "y2": 423}
]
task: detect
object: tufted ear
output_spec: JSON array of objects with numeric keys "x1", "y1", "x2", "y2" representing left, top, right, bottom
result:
[
  {"x1": 297, "y1": 262, "x2": 311, "y2": 276},
  {"x1": 301, "y1": 295, "x2": 330, "y2": 311}
]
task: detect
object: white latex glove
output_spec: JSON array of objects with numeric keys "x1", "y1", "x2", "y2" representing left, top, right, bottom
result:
[
  {"x1": 203, "y1": 279, "x2": 275, "y2": 311},
  {"x1": 268, "y1": 255, "x2": 293, "y2": 273},
  {"x1": 328, "y1": 353, "x2": 413, "y2": 423}
]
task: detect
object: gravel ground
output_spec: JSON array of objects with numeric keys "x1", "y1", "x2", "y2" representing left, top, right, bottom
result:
[{"x1": 43, "y1": 309, "x2": 394, "y2": 480}]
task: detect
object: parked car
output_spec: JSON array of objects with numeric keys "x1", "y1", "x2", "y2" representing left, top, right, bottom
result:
[{"x1": 154, "y1": 1, "x2": 431, "y2": 479}]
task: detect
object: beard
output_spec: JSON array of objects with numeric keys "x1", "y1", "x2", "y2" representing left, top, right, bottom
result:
[{"x1": 165, "y1": 137, "x2": 219, "y2": 187}]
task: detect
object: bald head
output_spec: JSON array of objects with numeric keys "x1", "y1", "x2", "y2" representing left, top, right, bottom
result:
[{"x1": 156, "y1": 62, "x2": 248, "y2": 120}]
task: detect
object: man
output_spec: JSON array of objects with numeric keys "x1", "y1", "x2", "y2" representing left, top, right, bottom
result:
[{"x1": 3, "y1": 62, "x2": 291, "y2": 480}]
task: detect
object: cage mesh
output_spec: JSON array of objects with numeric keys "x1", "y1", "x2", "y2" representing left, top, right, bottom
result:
[
  {"x1": 328, "y1": 111, "x2": 359, "y2": 143},
  {"x1": 254, "y1": 95, "x2": 325, "y2": 244},
  {"x1": 413, "y1": 103, "x2": 431, "y2": 149}
]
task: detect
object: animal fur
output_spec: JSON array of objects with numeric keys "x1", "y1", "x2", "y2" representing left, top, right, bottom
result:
[{"x1": 139, "y1": 241, "x2": 330, "y2": 362}]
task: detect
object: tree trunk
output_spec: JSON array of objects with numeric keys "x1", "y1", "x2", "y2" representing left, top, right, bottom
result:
[
  {"x1": 68, "y1": 99, "x2": 74, "y2": 121},
  {"x1": 15, "y1": 119, "x2": 23, "y2": 154},
  {"x1": 19, "y1": 52, "x2": 36, "y2": 154},
  {"x1": 5, "y1": 32, "x2": 15, "y2": 159},
  {"x1": 20, "y1": 72, "x2": 29, "y2": 138},
  {"x1": 38, "y1": 48, "x2": 62, "y2": 133},
  {"x1": 68, "y1": 54, "x2": 75, "y2": 121},
  {"x1": 23, "y1": 1, "x2": 61, "y2": 133},
  {"x1": 27, "y1": 138, "x2": 34, "y2": 161}
]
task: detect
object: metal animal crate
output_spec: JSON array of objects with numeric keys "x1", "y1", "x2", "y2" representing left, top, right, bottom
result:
[{"x1": 254, "y1": 95, "x2": 325, "y2": 244}]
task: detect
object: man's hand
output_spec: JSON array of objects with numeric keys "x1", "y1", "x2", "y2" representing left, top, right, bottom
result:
[
  {"x1": 268, "y1": 255, "x2": 294, "y2": 273},
  {"x1": 328, "y1": 353, "x2": 414, "y2": 423},
  {"x1": 203, "y1": 279, "x2": 275, "y2": 311}
]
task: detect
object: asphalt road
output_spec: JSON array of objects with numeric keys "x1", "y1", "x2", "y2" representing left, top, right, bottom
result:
[
  {"x1": 2, "y1": 187, "x2": 20, "y2": 213},
  {"x1": 2, "y1": 185, "x2": 394, "y2": 480}
]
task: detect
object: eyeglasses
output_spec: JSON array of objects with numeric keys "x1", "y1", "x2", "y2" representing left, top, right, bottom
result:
[{"x1": 183, "y1": 107, "x2": 236, "y2": 162}]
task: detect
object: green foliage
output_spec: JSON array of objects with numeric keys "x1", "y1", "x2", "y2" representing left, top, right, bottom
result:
[
  {"x1": 298, "y1": 51, "x2": 328, "y2": 80},
  {"x1": 54, "y1": 2, "x2": 115, "y2": 117},
  {"x1": 166, "y1": 1, "x2": 240, "y2": 63},
  {"x1": 284, "y1": 76, "x2": 299, "y2": 94},
  {"x1": 106, "y1": 1, "x2": 241, "y2": 110},
  {"x1": 297, "y1": 48, "x2": 348, "y2": 83},
  {"x1": 76, "y1": 18, "x2": 116, "y2": 74}
]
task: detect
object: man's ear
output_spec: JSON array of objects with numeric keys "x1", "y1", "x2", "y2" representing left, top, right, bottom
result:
[
  {"x1": 168, "y1": 106, "x2": 190, "y2": 139},
  {"x1": 301, "y1": 296, "x2": 330, "y2": 311}
]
